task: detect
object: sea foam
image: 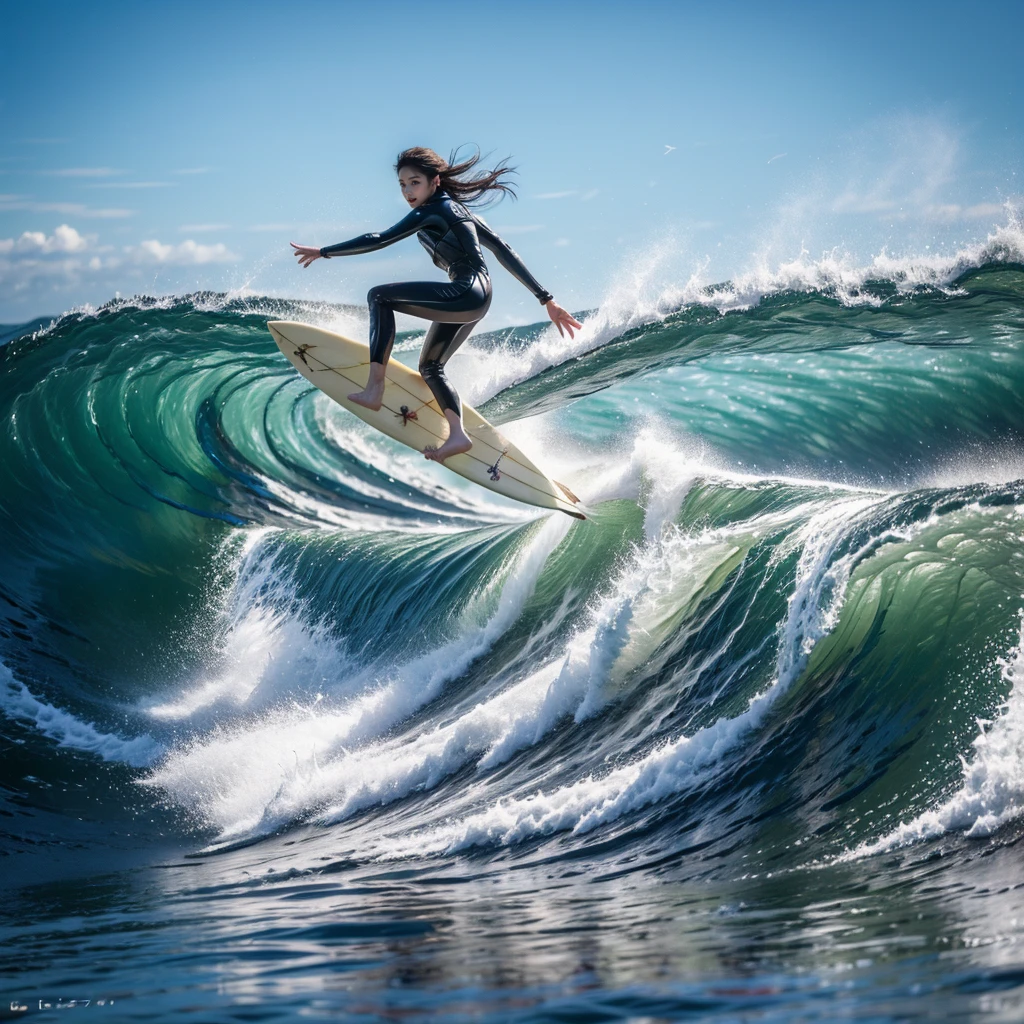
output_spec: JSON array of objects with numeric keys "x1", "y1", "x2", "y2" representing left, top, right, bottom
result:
[
  {"x1": 143, "y1": 511, "x2": 573, "y2": 843},
  {"x1": 459, "y1": 209, "x2": 1024, "y2": 407},
  {"x1": 0, "y1": 659, "x2": 162, "y2": 768},
  {"x1": 371, "y1": 491, "x2": 883, "y2": 857},
  {"x1": 845, "y1": 615, "x2": 1024, "y2": 858}
]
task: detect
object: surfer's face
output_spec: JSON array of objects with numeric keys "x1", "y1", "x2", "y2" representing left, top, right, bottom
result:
[{"x1": 398, "y1": 167, "x2": 439, "y2": 208}]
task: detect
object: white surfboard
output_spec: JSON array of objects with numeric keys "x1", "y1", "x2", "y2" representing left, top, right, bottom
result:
[{"x1": 267, "y1": 321, "x2": 586, "y2": 519}]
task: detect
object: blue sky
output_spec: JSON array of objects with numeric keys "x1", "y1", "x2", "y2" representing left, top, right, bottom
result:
[{"x1": 2, "y1": 0, "x2": 1021, "y2": 324}]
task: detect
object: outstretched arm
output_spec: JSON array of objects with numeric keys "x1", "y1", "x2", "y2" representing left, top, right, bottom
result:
[
  {"x1": 476, "y1": 218, "x2": 582, "y2": 338},
  {"x1": 291, "y1": 207, "x2": 428, "y2": 268},
  {"x1": 475, "y1": 217, "x2": 554, "y2": 303}
]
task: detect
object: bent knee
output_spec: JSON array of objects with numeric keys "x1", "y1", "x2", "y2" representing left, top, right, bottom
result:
[{"x1": 419, "y1": 358, "x2": 444, "y2": 379}]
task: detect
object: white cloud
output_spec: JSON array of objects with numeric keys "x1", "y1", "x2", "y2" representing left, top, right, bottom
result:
[
  {"x1": 249, "y1": 222, "x2": 300, "y2": 232},
  {"x1": 832, "y1": 191, "x2": 896, "y2": 214},
  {"x1": 489, "y1": 223, "x2": 544, "y2": 235},
  {"x1": 85, "y1": 181, "x2": 176, "y2": 189},
  {"x1": 921, "y1": 202, "x2": 1007, "y2": 222},
  {"x1": 0, "y1": 227, "x2": 237, "y2": 305},
  {"x1": 966, "y1": 203, "x2": 1006, "y2": 218},
  {"x1": 830, "y1": 116, "x2": 962, "y2": 219},
  {"x1": 129, "y1": 238, "x2": 238, "y2": 264},
  {"x1": 0, "y1": 197, "x2": 133, "y2": 218},
  {"x1": 248, "y1": 222, "x2": 353, "y2": 234},
  {"x1": 26, "y1": 225, "x2": 88, "y2": 253},
  {"x1": 42, "y1": 167, "x2": 124, "y2": 178},
  {"x1": 0, "y1": 224, "x2": 90, "y2": 255},
  {"x1": 534, "y1": 189, "x2": 598, "y2": 201}
]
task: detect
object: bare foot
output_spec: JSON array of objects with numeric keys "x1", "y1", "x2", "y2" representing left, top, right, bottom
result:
[
  {"x1": 424, "y1": 418, "x2": 473, "y2": 463},
  {"x1": 424, "y1": 436, "x2": 473, "y2": 462},
  {"x1": 347, "y1": 382, "x2": 384, "y2": 411},
  {"x1": 348, "y1": 363, "x2": 386, "y2": 411}
]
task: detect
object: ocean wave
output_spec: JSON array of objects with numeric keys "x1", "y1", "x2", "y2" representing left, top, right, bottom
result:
[
  {"x1": 142, "y1": 512, "x2": 573, "y2": 844},
  {"x1": 467, "y1": 209, "x2": 1024, "y2": 411},
  {"x1": 1, "y1": 219, "x2": 1023, "y2": 875},
  {"x1": 845, "y1": 613, "x2": 1024, "y2": 858},
  {"x1": 1, "y1": 659, "x2": 162, "y2": 767}
]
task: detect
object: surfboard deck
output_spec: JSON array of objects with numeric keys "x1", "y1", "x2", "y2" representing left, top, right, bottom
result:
[{"x1": 267, "y1": 321, "x2": 585, "y2": 519}]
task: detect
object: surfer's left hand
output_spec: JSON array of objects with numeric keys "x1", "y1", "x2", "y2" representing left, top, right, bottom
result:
[
  {"x1": 291, "y1": 243, "x2": 322, "y2": 268},
  {"x1": 545, "y1": 300, "x2": 583, "y2": 339}
]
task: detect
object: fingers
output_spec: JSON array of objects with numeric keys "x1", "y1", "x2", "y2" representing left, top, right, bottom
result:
[
  {"x1": 292, "y1": 242, "x2": 313, "y2": 267},
  {"x1": 549, "y1": 306, "x2": 581, "y2": 339},
  {"x1": 554, "y1": 311, "x2": 581, "y2": 338},
  {"x1": 550, "y1": 304, "x2": 584, "y2": 332},
  {"x1": 290, "y1": 242, "x2": 321, "y2": 266}
]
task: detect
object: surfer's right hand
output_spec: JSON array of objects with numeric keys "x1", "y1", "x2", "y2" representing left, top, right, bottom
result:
[{"x1": 291, "y1": 243, "x2": 322, "y2": 268}]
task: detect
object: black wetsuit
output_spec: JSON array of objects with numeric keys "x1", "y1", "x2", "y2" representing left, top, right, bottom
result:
[{"x1": 320, "y1": 190, "x2": 552, "y2": 417}]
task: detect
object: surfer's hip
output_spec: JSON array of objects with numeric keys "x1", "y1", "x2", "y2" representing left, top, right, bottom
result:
[
  {"x1": 448, "y1": 265, "x2": 490, "y2": 290},
  {"x1": 366, "y1": 275, "x2": 491, "y2": 324},
  {"x1": 439, "y1": 270, "x2": 491, "y2": 311}
]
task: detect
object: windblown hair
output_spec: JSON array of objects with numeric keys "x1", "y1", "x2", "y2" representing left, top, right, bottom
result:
[{"x1": 395, "y1": 146, "x2": 517, "y2": 206}]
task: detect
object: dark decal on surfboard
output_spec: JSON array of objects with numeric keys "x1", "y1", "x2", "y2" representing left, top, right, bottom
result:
[
  {"x1": 487, "y1": 448, "x2": 509, "y2": 481},
  {"x1": 293, "y1": 343, "x2": 316, "y2": 367},
  {"x1": 396, "y1": 405, "x2": 418, "y2": 426}
]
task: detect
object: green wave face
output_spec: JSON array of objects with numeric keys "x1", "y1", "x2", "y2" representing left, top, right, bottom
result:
[
  {"x1": 4, "y1": 257, "x2": 1024, "y2": 1021},
  {"x1": 0, "y1": 266, "x2": 1023, "y2": 871}
]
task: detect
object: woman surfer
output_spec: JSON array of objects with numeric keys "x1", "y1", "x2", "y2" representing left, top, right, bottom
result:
[{"x1": 291, "y1": 147, "x2": 581, "y2": 463}]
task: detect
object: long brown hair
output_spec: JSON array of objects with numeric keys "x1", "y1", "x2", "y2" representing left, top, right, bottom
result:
[{"x1": 394, "y1": 146, "x2": 517, "y2": 206}]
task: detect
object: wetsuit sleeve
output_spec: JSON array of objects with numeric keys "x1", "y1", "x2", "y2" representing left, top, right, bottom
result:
[
  {"x1": 474, "y1": 217, "x2": 554, "y2": 304},
  {"x1": 319, "y1": 208, "x2": 426, "y2": 258}
]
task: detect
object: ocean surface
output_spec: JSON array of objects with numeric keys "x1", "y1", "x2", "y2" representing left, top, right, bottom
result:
[{"x1": 3, "y1": 218, "x2": 1024, "y2": 1021}]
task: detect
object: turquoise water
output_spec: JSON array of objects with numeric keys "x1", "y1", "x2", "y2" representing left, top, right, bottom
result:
[{"x1": 3, "y1": 225, "x2": 1024, "y2": 1021}]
